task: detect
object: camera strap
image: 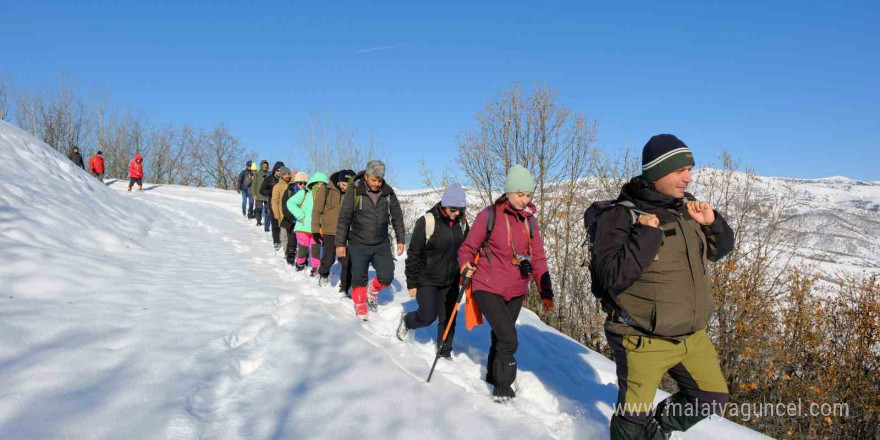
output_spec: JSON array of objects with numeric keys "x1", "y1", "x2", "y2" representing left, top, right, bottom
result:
[{"x1": 505, "y1": 211, "x2": 533, "y2": 258}]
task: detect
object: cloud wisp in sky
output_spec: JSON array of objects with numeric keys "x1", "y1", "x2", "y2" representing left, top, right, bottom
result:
[{"x1": 356, "y1": 44, "x2": 396, "y2": 54}]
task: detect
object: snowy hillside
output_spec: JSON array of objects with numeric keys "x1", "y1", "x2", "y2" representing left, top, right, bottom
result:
[
  {"x1": 0, "y1": 120, "x2": 771, "y2": 439},
  {"x1": 753, "y1": 175, "x2": 880, "y2": 278}
]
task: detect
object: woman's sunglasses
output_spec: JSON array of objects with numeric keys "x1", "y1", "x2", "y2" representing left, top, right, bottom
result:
[{"x1": 294, "y1": 181, "x2": 307, "y2": 186}]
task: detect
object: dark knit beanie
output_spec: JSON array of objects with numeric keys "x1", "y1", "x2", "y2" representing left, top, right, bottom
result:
[
  {"x1": 641, "y1": 134, "x2": 695, "y2": 181},
  {"x1": 335, "y1": 169, "x2": 356, "y2": 184}
]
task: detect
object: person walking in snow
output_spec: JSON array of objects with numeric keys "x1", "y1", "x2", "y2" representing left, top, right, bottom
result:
[
  {"x1": 68, "y1": 146, "x2": 85, "y2": 170},
  {"x1": 457, "y1": 165, "x2": 554, "y2": 402},
  {"x1": 271, "y1": 166, "x2": 293, "y2": 254},
  {"x1": 335, "y1": 160, "x2": 406, "y2": 320},
  {"x1": 313, "y1": 169, "x2": 355, "y2": 293},
  {"x1": 250, "y1": 160, "x2": 270, "y2": 228},
  {"x1": 89, "y1": 151, "x2": 105, "y2": 182},
  {"x1": 592, "y1": 135, "x2": 734, "y2": 440},
  {"x1": 289, "y1": 171, "x2": 329, "y2": 276},
  {"x1": 279, "y1": 170, "x2": 306, "y2": 266},
  {"x1": 261, "y1": 161, "x2": 285, "y2": 245},
  {"x1": 128, "y1": 153, "x2": 144, "y2": 191},
  {"x1": 396, "y1": 184, "x2": 469, "y2": 360},
  {"x1": 237, "y1": 161, "x2": 256, "y2": 218}
]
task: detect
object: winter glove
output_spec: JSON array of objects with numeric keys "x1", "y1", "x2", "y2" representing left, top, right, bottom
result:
[
  {"x1": 541, "y1": 298, "x2": 554, "y2": 315},
  {"x1": 313, "y1": 233, "x2": 323, "y2": 244}
]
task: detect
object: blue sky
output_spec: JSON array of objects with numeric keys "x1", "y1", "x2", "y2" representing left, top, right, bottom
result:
[{"x1": 2, "y1": 0, "x2": 878, "y2": 187}]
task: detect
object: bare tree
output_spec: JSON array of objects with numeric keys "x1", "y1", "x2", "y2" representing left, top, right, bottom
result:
[
  {"x1": 300, "y1": 113, "x2": 387, "y2": 174},
  {"x1": 0, "y1": 80, "x2": 9, "y2": 121}
]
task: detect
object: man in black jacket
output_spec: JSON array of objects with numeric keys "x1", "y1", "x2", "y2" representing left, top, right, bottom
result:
[
  {"x1": 261, "y1": 161, "x2": 285, "y2": 246},
  {"x1": 335, "y1": 160, "x2": 406, "y2": 320},
  {"x1": 592, "y1": 134, "x2": 735, "y2": 440},
  {"x1": 396, "y1": 184, "x2": 468, "y2": 357},
  {"x1": 236, "y1": 161, "x2": 255, "y2": 218},
  {"x1": 68, "y1": 146, "x2": 84, "y2": 170}
]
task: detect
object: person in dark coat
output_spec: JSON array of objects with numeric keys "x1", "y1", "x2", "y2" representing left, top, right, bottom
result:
[
  {"x1": 68, "y1": 146, "x2": 85, "y2": 169},
  {"x1": 396, "y1": 184, "x2": 469, "y2": 361},
  {"x1": 260, "y1": 161, "x2": 284, "y2": 239},
  {"x1": 251, "y1": 160, "x2": 270, "y2": 227},
  {"x1": 335, "y1": 160, "x2": 406, "y2": 320},
  {"x1": 592, "y1": 134, "x2": 734, "y2": 440},
  {"x1": 236, "y1": 161, "x2": 255, "y2": 218}
]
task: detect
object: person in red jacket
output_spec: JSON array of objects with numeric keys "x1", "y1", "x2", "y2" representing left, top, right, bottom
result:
[
  {"x1": 128, "y1": 154, "x2": 144, "y2": 191},
  {"x1": 89, "y1": 151, "x2": 105, "y2": 182},
  {"x1": 458, "y1": 165, "x2": 554, "y2": 402}
]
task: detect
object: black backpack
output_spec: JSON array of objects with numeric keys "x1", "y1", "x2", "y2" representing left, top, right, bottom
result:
[{"x1": 584, "y1": 200, "x2": 654, "y2": 333}]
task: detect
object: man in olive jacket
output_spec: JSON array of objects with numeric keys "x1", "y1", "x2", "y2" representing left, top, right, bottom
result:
[
  {"x1": 250, "y1": 160, "x2": 270, "y2": 228},
  {"x1": 592, "y1": 134, "x2": 734, "y2": 440},
  {"x1": 335, "y1": 160, "x2": 406, "y2": 320},
  {"x1": 314, "y1": 169, "x2": 355, "y2": 291}
]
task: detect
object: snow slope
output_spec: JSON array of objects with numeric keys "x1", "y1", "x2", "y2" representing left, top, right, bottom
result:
[{"x1": 0, "y1": 121, "x2": 771, "y2": 439}]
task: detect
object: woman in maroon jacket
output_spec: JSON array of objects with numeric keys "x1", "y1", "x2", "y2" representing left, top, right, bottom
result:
[{"x1": 458, "y1": 165, "x2": 554, "y2": 402}]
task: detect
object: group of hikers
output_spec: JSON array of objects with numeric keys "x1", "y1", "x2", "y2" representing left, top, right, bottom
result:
[
  {"x1": 65, "y1": 133, "x2": 732, "y2": 439},
  {"x1": 66, "y1": 146, "x2": 145, "y2": 191},
  {"x1": 234, "y1": 133, "x2": 735, "y2": 440}
]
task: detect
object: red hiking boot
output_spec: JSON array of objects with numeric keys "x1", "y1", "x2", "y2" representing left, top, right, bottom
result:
[{"x1": 351, "y1": 286, "x2": 368, "y2": 320}]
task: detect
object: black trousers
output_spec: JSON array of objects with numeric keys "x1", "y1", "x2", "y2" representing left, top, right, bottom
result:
[
  {"x1": 319, "y1": 235, "x2": 351, "y2": 291},
  {"x1": 284, "y1": 226, "x2": 296, "y2": 262},
  {"x1": 348, "y1": 239, "x2": 394, "y2": 287},
  {"x1": 128, "y1": 177, "x2": 142, "y2": 188},
  {"x1": 269, "y1": 207, "x2": 281, "y2": 244},
  {"x1": 405, "y1": 285, "x2": 459, "y2": 356},
  {"x1": 473, "y1": 291, "x2": 525, "y2": 390}
]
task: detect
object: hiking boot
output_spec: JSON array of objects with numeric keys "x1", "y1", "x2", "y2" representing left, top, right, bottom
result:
[
  {"x1": 318, "y1": 275, "x2": 329, "y2": 287},
  {"x1": 256, "y1": 220, "x2": 262, "y2": 226},
  {"x1": 439, "y1": 352, "x2": 452, "y2": 360},
  {"x1": 127, "y1": 187, "x2": 132, "y2": 192},
  {"x1": 352, "y1": 287, "x2": 368, "y2": 320},
  {"x1": 366, "y1": 278, "x2": 384, "y2": 312},
  {"x1": 396, "y1": 312, "x2": 409, "y2": 341},
  {"x1": 339, "y1": 285, "x2": 351, "y2": 299},
  {"x1": 274, "y1": 243, "x2": 282, "y2": 251},
  {"x1": 492, "y1": 384, "x2": 516, "y2": 403},
  {"x1": 309, "y1": 267, "x2": 318, "y2": 277},
  {"x1": 295, "y1": 263, "x2": 305, "y2": 272},
  {"x1": 610, "y1": 416, "x2": 671, "y2": 440}
]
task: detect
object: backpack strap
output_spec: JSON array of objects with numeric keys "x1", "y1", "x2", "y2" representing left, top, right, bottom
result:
[
  {"x1": 617, "y1": 200, "x2": 638, "y2": 225},
  {"x1": 479, "y1": 205, "x2": 497, "y2": 263},
  {"x1": 424, "y1": 213, "x2": 436, "y2": 243}
]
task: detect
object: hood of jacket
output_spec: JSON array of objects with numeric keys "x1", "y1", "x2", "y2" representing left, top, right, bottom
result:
[
  {"x1": 307, "y1": 171, "x2": 330, "y2": 189},
  {"x1": 133, "y1": 154, "x2": 143, "y2": 162}
]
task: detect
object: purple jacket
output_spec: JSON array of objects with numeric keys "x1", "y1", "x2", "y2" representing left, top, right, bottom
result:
[{"x1": 458, "y1": 201, "x2": 553, "y2": 301}]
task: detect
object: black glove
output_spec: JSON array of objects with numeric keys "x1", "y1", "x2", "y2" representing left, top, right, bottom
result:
[{"x1": 313, "y1": 233, "x2": 323, "y2": 244}]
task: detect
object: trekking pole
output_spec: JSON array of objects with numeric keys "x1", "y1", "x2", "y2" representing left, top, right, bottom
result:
[{"x1": 426, "y1": 270, "x2": 473, "y2": 383}]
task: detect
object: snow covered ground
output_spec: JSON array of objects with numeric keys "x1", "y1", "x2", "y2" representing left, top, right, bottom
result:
[{"x1": 0, "y1": 120, "x2": 772, "y2": 439}]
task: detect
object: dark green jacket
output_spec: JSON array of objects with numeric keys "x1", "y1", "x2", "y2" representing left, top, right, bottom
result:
[
  {"x1": 250, "y1": 160, "x2": 270, "y2": 201},
  {"x1": 593, "y1": 178, "x2": 734, "y2": 339}
]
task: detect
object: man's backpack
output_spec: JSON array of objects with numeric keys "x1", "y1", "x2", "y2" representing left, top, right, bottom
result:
[{"x1": 584, "y1": 200, "x2": 654, "y2": 333}]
